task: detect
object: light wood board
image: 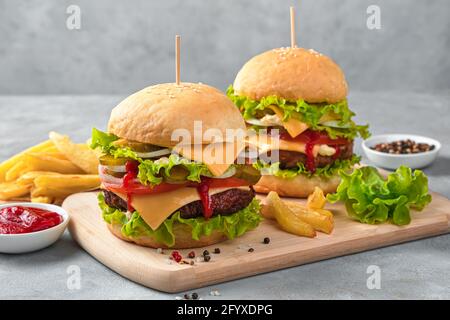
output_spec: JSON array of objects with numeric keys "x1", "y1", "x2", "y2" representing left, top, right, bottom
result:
[{"x1": 63, "y1": 192, "x2": 450, "y2": 293}]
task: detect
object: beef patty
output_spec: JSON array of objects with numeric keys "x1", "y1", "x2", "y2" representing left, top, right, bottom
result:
[
  {"x1": 260, "y1": 141, "x2": 354, "y2": 169},
  {"x1": 102, "y1": 187, "x2": 255, "y2": 219}
]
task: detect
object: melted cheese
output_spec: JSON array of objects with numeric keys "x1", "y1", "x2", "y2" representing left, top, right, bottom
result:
[
  {"x1": 268, "y1": 105, "x2": 309, "y2": 137},
  {"x1": 267, "y1": 105, "x2": 341, "y2": 138},
  {"x1": 246, "y1": 134, "x2": 339, "y2": 157},
  {"x1": 115, "y1": 186, "x2": 250, "y2": 230},
  {"x1": 173, "y1": 141, "x2": 245, "y2": 177}
]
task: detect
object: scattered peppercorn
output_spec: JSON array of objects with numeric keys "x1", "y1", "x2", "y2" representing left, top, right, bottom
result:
[
  {"x1": 371, "y1": 139, "x2": 435, "y2": 154},
  {"x1": 248, "y1": 248, "x2": 254, "y2": 252},
  {"x1": 192, "y1": 292, "x2": 199, "y2": 300},
  {"x1": 188, "y1": 251, "x2": 195, "y2": 259},
  {"x1": 171, "y1": 251, "x2": 182, "y2": 263},
  {"x1": 204, "y1": 255, "x2": 211, "y2": 262},
  {"x1": 213, "y1": 248, "x2": 221, "y2": 254},
  {"x1": 190, "y1": 260, "x2": 195, "y2": 266},
  {"x1": 203, "y1": 250, "x2": 209, "y2": 256},
  {"x1": 184, "y1": 293, "x2": 190, "y2": 300},
  {"x1": 263, "y1": 237, "x2": 270, "y2": 244}
]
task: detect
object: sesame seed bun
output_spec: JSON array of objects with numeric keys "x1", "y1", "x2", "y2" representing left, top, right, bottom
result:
[
  {"x1": 107, "y1": 222, "x2": 227, "y2": 249},
  {"x1": 233, "y1": 47, "x2": 348, "y2": 103},
  {"x1": 108, "y1": 82, "x2": 246, "y2": 147}
]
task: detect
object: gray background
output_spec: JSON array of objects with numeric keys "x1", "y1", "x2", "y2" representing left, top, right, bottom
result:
[
  {"x1": 0, "y1": 0, "x2": 449, "y2": 94},
  {"x1": 0, "y1": 0, "x2": 450, "y2": 300}
]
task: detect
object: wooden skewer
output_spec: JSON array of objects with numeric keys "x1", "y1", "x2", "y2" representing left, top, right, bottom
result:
[
  {"x1": 175, "y1": 35, "x2": 180, "y2": 85},
  {"x1": 290, "y1": 6, "x2": 296, "y2": 48}
]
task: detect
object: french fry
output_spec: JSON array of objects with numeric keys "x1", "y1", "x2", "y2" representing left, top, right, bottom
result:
[
  {"x1": 5, "y1": 161, "x2": 28, "y2": 182},
  {"x1": 0, "y1": 140, "x2": 53, "y2": 182},
  {"x1": 313, "y1": 208, "x2": 334, "y2": 218},
  {"x1": 31, "y1": 196, "x2": 54, "y2": 204},
  {"x1": 266, "y1": 191, "x2": 316, "y2": 238},
  {"x1": 23, "y1": 153, "x2": 84, "y2": 174},
  {"x1": 306, "y1": 186, "x2": 327, "y2": 209},
  {"x1": 0, "y1": 182, "x2": 30, "y2": 200},
  {"x1": 42, "y1": 152, "x2": 68, "y2": 160},
  {"x1": 49, "y1": 132, "x2": 99, "y2": 174},
  {"x1": 285, "y1": 203, "x2": 334, "y2": 234},
  {"x1": 31, "y1": 174, "x2": 100, "y2": 199},
  {"x1": 16, "y1": 171, "x2": 59, "y2": 186}
]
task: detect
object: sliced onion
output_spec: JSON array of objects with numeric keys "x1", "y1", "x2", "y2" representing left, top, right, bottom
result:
[
  {"x1": 99, "y1": 169, "x2": 124, "y2": 185},
  {"x1": 202, "y1": 166, "x2": 236, "y2": 179},
  {"x1": 245, "y1": 117, "x2": 280, "y2": 127},
  {"x1": 135, "y1": 148, "x2": 171, "y2": 158},
  {"x1": 321, "y1": 120, "x2": 351, "y2": 128},
  {"x1": 99, "y1": 164, "x2": 126, "y2": 173}
]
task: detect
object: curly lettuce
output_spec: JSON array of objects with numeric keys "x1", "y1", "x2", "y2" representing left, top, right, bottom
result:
[
  {"x1": 99, "y1": 193, "x2": 262, "y2": 247},
  {"x1": 254, "y1": 155, "x2": 360, "y2": 179},
  {"x1": 227, "y1": 86, "x2": 369, "y2": 140},
  {"x1": 327, "y1": 166, "x2": 432, "y2": 225},
  {"x1": 90, "y1": 128, "x2": 214, "y2": 186}
]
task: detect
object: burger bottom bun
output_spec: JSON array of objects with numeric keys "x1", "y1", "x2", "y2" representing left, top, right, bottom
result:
[
  {"x1": 107, "y1": 222, "x2": 227, "y2": 249},
  {"x1": 253, "y1": 174, "x2": 341, "y2": 198}
]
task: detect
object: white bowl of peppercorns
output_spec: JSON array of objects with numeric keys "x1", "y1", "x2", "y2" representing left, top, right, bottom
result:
[{"x1": 362, "y1": 134, "x2": 441, "y2": 170}]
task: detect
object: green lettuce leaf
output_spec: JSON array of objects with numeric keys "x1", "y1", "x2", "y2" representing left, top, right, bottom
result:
[
  {"x1": 90, "y1": 128, "x2": 119, "y2": 153},
  {"x1": 90, "y1": 128, "x2": 214, "y2": 186},
  {"x1": 327, "y1": 166, "x2": 432, "y2": 225},
  {"x1": 226, "y1": 85, "x2": 370, "y2": 140},
  {"x1": 253, "y1": 155, "x2": 361, "y2": 179},
  {"x1": 98, "y1": 193, "x2": 262, "y2": 247}
]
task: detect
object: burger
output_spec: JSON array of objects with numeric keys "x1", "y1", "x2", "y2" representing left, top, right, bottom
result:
[
  {"x1": 227, "y1": 47, "x2": 369, "y2": 197},
  {"x1": 91, "y1": 82, "x2": 262, "y2": 249}
]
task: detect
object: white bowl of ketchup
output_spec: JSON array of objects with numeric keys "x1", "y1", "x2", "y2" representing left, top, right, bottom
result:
[{"x1": 0, "y1": 202, "x2": 69, "y2": 254}]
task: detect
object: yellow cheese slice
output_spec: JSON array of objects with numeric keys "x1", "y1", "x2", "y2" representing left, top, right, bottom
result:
[
  {"x1": 267, "y1": 105, "x2": 309, "y2": 138},
  {"x1": 173, "y1": 141, "x2": 245, "y2": 177},
  {"x1": 115, "y1": 186, "x2": 250, "y2": 230},
  {"x1": 267, "y1": 105, "x2": 341, "y2": 138},
  {"x1": 246, "y1": 134, "x2": 319, "y2": 157}
]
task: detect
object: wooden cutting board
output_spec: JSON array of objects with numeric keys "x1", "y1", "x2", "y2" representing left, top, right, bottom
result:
[{"x1": 63, "y1": 191, "x2": 450, "y2": 293}]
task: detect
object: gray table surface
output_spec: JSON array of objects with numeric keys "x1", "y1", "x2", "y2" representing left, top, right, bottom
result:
[{"x1": 0, "y1": 91, "x2": 449, "y2": 299}]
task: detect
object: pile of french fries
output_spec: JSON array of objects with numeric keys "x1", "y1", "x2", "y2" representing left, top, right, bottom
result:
[
  {"x1": 262, "y1": 187, "x2": 334, "y2": 237},
  {"x1": 0, "y1": 132, "x2": 100, "y2": 204}
]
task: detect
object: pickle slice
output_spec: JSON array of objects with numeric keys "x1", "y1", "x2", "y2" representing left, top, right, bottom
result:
[
  {"x1": 99, "y1": 155, "x2": 129, "y2": 166},
  {"x1": 234, "y1": 165, "x2": 261, "y2": 185},
  {"x1": 103, "y1": 169, "x2": 126, "y2": 178},
  {"x1": 112, "y1": 139, "x2": 165, "y2": 153},
  {"x1": 164, "y1": 165, "x2": 189, "y2": 183}
]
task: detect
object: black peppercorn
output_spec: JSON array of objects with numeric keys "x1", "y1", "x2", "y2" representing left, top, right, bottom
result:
[
  {"x1": 263, "y1": 237, "x2": 270, "y2": 244},
  {"x1": 213, "y1": 248, "x2": 221, "y2": 254}
]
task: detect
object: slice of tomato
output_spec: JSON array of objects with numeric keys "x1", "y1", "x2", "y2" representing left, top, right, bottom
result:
[
  {"x1": 103, "y1": 177, "x2": 250, "y2": 195},
  {"x1": 198, "y1": 177, "x2": 251, "y2": 189},
  {"x1": 103, "y1": 181, "x2": 186, "y2": 195},
  {"x1": 279, "y1": 129, "x2": 350, "y2": 145}
]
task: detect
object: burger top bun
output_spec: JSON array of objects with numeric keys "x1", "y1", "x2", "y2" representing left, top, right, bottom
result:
[
  {"x1": 233, "y1": 47, "x2": 348, "y2": 103},
  {"x1": 108, "y1": 82, "x2": 246, "y2": 147}
]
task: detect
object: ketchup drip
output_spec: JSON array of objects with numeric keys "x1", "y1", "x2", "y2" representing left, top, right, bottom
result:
[
  {"x1": 303, "y1": 131, "x2": 321, "y2": 173},
  {"x1": 123, "y1": 160, "x2": 139, "y2": 211},
  {"x1": 196, "y1": 179, "x2": 213, "y2": 219}
]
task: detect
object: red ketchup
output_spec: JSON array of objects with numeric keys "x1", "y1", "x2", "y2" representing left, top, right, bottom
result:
[
  {"x1": 0, "y1": 206, "x2": 62, "y2": 234},
  {"x1": 196, "y1": 179, "x2": 213, "y2": 219},
  {"x1": 123, "y1": 160, "x2": 139, "y2": 212},
  {"x1": 302, "y1": 131, "x2": 321, "y2": 173}
]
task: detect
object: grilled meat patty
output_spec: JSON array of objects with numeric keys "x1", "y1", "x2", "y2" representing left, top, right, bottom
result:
[
  {"x1": 260, "y1": 141, "x2": 354, "y2": 169},
  {"x1": 102, "y1": 187, "x2": 255, "y2": 219}
]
